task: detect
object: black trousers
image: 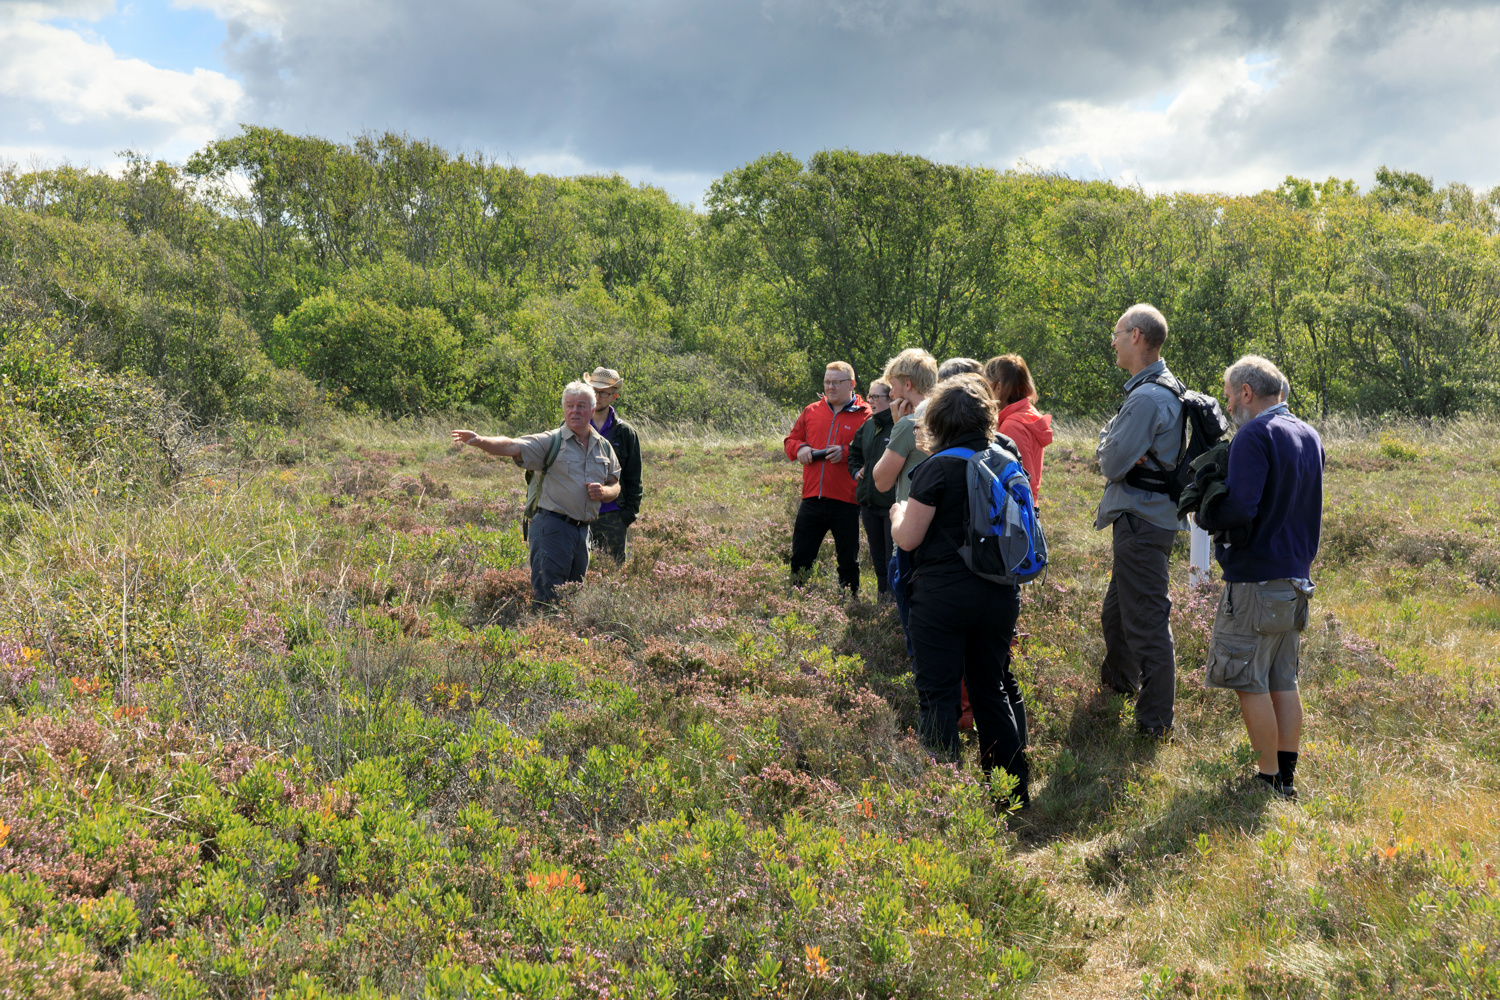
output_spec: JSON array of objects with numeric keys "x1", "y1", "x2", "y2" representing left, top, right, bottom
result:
[
  {"x1": 790, "y1": 497, "x2": 862, "y2": 595},
  {"x1": 589, "y1": 509, "x2": 632, "y2": 563},
  {"x1": 909, "y1": 575, "x2": 1027, "y2": 799},
  {"x1": 861, "y1": 506, "x2": 893, "y2": 593}
]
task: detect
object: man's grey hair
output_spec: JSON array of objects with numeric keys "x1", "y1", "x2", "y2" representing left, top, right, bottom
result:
[
  {"x1": 937, "y1": 357, "x2": 983, "y2": 380},
  {"x1": 562, "y1": 381, "x2": 597, "y2": 407},
  {"x1": 1119, "y1": 303, "x2": 1169, "y2": 350},
  {"x1": 1225, "y1": 355, "x2": 1287, "y2": 401}
]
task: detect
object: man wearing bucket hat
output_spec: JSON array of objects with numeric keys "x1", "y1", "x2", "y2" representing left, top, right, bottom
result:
[{"x1": 584, "y1": 367, "x2": 643, "y2": 562}]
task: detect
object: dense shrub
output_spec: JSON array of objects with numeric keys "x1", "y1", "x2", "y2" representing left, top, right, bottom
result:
[
  {"x1": 0, "y1": 324, "x2": 185, "y2": 503},
  {"x1": 481, "y1": 280, "x2": 777, "y2": 429},
  {"x1": 270, "y1": 290, "x2": 472, "y2": 415}
]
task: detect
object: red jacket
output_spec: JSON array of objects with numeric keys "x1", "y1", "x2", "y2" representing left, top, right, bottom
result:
[
  {"x1": 784, "y1": 395, "x2": 872, "y2": 503},
  {"x1": 997, "y1": 398, "x2": 1054, "y2": 504}
]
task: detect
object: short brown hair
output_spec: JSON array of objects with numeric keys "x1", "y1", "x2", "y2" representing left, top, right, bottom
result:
[
  {"x1": 881, "y1": 348, "x2": 938, "y2": 395},
  {"x1": 983, "y1": 354, "x2": 1038, "y2": 406},
  {"x1": 1118, "y1": 304, "x2": 1169, "y2": 350},
  {"x1": 824, "y1": 361, "x2": 855, "y2": 381},
  {"x1": 920, "y1": 374, "x2": 998, "y2": 453}
]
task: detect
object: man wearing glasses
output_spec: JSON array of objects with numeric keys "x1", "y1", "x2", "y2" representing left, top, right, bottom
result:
[
  {"x1": 1095, "y1": 303, "x2": 1188, "y2": 738},
  {"x1": 847, "y1": 379, "x2": 897, "y2": 601},
  {"x1": 783, "y1": 362, "x2": 873, "y2": 598},
  {"x1": 583, "y1": 367, "x2": 641, "y2": 562}
]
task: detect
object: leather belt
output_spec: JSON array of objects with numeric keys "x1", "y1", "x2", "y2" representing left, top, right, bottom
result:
[{"x1": 538, "y1": 508, "x2": 593, "y2": 528}]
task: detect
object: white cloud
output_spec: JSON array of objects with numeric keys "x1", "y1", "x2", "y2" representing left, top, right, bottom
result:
[
  {"x1": 1013, "y1": 5, "x2": 1500, "y2": 195},
  {"x1": 1018, "y1": 53, "x2": 1277, "y2": 191},
  {"x1": 515, "y1": 150, "x2": 717, "y2": 208},
  {"x1": 0, "y1": 8, "x2": 243, "y2": 166},
  {"x1": 172, "y1": 0, "x2": 285, "y2": 32}
]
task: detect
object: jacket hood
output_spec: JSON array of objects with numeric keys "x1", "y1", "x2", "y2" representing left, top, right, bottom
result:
[{"x1": 998, "y1": 399, "x2": 1054, "y2": 448}]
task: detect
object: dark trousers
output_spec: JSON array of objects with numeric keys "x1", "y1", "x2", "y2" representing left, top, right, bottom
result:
[
  {"x1": 529, "y1": 509, "x2": 590, "y2": 603},
  {"x1": 909, "y1": 577, "x2": 1027, "y2": 798},
  {"x1": 1100, "y1": 512, "x2": 1179, "y2": 730},
  {"x1": 790, "y1": 498, "x2": 861, "y2": 595},
  {"x1": 861, "y1": 506, "x2": 893, "y2": 593},
  {"x1": 590, "y1": 510, "x2": 632, "y2": 563},
  {"x1": 889, "y1": 549, "x2": 915, "y2": 659}
]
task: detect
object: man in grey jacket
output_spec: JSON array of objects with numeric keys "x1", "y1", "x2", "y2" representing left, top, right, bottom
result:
[{"x1": 1095, "y1": 303, "x2": 1188, "y2": 737}]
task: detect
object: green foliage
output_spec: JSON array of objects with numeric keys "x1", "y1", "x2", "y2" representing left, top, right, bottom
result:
[
  {"x1": 0, "y1": 321, "x2": 184, "y2": 503},
  {"x1": 10, "y1": 130, "x2": 1500, "y2": 423},
  {"x1": 481, "y1": 278, "x2": 770, "y2": 428},
  {"x1": 271, "y1": 290, "x2": 471, "y2": 415}
]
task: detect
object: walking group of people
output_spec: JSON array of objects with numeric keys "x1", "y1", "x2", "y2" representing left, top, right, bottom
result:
[{"x1": 452, "y1": 302, "x2": 1325, "y2": 810}]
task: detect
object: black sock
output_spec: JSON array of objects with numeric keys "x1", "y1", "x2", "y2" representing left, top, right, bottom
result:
[
  {"x1": 1256, "y1": 772, "x2": 1278, "y2": 786},
  {"x1": 1278, "y1": 751, "x2": 1299, "y2": 786}
]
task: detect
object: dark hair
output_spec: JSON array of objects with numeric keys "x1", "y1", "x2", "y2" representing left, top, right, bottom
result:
[
  {"x1": 983, "y1": 354, "x2": 1038, "y2": 406},
  {"x1": 920, "y1": 374, "x2": 998, "y2": 452},
  {"x1": 937, "y1": 357, "x2": 983, "y2": 380}
]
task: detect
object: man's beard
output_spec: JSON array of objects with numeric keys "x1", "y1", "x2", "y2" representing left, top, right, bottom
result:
[{"x1": 1229, "y1": 402, "x2": 1251, "y2": 426}]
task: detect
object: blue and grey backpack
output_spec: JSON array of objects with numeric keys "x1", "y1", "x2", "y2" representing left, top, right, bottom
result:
[{"x1": 931, "y1": 440, "x2": 1047, "y2": 585}]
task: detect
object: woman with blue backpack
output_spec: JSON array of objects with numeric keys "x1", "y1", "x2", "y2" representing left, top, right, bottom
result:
[{"x1": 889, "y1": 373, "x2": 1046, "y2": 811}]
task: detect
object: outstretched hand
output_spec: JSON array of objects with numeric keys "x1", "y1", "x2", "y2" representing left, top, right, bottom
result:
[{"x1": 451, "y1": 429, "x2": 478, "y2": 446}]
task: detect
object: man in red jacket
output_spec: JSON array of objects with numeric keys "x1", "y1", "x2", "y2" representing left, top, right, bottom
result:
[{"x1": 784, "y1": 361, "x2": 873, "y2": 598}]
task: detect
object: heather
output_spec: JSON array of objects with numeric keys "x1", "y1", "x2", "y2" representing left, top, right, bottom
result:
[{"x1": 2, "y1": 413, "x2": 1499, "y2": 998}]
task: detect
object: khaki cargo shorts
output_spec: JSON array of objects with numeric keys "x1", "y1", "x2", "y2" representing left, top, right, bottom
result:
[{"x1": 1204, "y1": 579, "x2": 1310, "y2": 694}]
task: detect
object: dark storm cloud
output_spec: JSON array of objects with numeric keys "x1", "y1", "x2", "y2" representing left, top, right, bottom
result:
[
  {"x1": 218, "y1": 0, "x2": 1297, "y2": 164},
  {"x1": 198, "y1": 0, "x2": 1500, "y2": 195}
]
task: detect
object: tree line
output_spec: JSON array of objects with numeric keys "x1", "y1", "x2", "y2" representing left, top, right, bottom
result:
[{"x1": 3, "y1": 127, "x2": 1499, "y2": 427}]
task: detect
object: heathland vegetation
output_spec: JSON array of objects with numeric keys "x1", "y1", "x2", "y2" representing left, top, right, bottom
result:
[
  {"x1": 3, "y1": 130, "x2": 1500, "y2": 997},
  {"x1": 3, "y1": 414, "x2": 1500, "y2": 998}
]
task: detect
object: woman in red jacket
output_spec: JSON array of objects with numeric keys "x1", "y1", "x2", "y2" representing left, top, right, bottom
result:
[{"x1": 984, "y1": 355, "x2": 1053, "y2": 504}]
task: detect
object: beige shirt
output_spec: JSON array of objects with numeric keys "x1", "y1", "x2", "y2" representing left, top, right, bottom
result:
[{"x1": 514, "y1": 425, "x2": 621, "y2": 523}]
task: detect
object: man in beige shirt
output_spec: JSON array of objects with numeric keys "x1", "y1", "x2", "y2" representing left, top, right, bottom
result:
[{"x1": 452, "y1": 382, "x2": 622, "y2": 603}]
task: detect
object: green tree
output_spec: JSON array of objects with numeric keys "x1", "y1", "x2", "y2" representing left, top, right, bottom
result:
[{"x1": 707, "y1": 150, "x2": 1011, "y2": 387}]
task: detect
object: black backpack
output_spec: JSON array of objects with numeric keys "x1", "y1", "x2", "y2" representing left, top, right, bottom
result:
[{"x1": 1122, "y1": 374, "x2": 1229, "y2": 502}]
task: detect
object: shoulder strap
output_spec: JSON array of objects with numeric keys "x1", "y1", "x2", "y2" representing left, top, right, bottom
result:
[
  {"x1": 542, "y1": 427, "x2": 564, "y2": 471},
  {"x1": 1125, "y1": 375, "x2": 1188, "y2": 472},
  {"x1": 931, "y1": 447, "x2": 976, "y2": 460},
  {"x1": 1128, "y1": 372, "x2": 1186, "y2": 399}
]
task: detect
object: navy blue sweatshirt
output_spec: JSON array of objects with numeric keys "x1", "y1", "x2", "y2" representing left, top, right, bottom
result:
[{"x1": 1196, "y1": 405, "x2": 1325, "y2": 582}]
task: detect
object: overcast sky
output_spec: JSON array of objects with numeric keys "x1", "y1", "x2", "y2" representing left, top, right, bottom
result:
[{"x1": 3, "y1": 0, "x2": 1498, "y2": 206}]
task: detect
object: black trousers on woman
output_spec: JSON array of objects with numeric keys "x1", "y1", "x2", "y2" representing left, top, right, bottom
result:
[{"x1": 908, "y1": 576, "x2": 1028, "y2": 800}]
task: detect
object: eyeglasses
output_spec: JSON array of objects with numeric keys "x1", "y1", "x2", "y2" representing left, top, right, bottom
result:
[
  {"x1": 869, "y1": 393, "x2": 890, "y2": 400},
  {"x1": 823, "y1": 378, "x2": 851, "y2": 386}
]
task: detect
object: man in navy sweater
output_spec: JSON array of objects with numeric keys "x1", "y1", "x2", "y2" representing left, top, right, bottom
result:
[{"x1": 1197, "y1": 355, "x2": 1325, "y2": 798}]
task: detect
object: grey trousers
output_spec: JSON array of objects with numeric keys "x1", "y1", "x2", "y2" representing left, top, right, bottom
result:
[
  {"x1": 530, "y1": 510, "x2": 590, "y2": 603},
  {"x1": 1100, "y1": 512, "x2": 1179, "y2": 730}
]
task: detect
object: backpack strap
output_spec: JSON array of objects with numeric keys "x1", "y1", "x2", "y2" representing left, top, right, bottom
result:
[
  {"x1": 1123, "y1": 373, "x2": 1188, "y2": 476},
  {"x1": 523, "y1": 427, "x2": 567, "y2": 520},
  {"x1": 541, "y1": 426, "x2": 564, "y2": 471}
]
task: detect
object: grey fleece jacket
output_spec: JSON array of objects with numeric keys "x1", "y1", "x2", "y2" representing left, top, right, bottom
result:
[{"x1": 1094, "y1": 359, "x2": 1190, "y2": 532}]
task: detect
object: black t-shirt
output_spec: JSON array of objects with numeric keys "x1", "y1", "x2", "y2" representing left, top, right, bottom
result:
[{"x1": 907, "y1": 431, "x2": 993, "y2": 587}]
